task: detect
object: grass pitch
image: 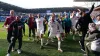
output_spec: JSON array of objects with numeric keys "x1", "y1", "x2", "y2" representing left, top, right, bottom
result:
[{"x1": 0, "y1": 22, "x2": 93, "y2": 56}]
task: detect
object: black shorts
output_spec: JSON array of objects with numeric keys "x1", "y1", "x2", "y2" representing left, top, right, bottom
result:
[{"x1": 65, "y1": 27, "x2": 71, "y2": 33}]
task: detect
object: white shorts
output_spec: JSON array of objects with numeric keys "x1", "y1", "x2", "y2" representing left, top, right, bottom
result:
[
  {"x1": 49, "y1": 32, "x2": 61, "y2": 38},
  {"x1": 72, "y1": 26, "x2": 77, "y2": 31},
  {"x1": 36, "y1": 28, "x2": 44, "y2": 36},
  {"x1": 60, "y1": 29, "x2": 64, "y2": 33}
]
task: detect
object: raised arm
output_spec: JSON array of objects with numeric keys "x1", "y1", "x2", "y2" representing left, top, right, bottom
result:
[
  {"x1": 78, "y1": 9, "x2": 81, "y2": 12},
  {"x1": 77, "y1": 9, "x2": 82, "y2": 15},
  {"x1": 88, "y1": 3, "x2": 95, "y2": 14},
  {"x1": 70, "y1": 13, "x2": 74, "y2": 19}
]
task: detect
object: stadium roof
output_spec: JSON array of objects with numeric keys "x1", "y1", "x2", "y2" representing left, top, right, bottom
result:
[
  {"x1": 0, "y1": 1, "x2": 88, "y2": 13},
  {"x1": 0, "y1": 0, "x2": 100, "y2": 9}
]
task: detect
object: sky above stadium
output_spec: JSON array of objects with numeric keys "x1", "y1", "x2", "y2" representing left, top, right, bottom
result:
[{"x1": 0, "y1": 0, "x2": 100, "y2": 9}]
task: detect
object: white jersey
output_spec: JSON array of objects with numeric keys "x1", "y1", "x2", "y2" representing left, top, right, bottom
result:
[
  {"x1": 71, "y1": 17, "x2": 77, "y2": 26},
  {"x1": 48, "y1": 20, "x2": 62, "y2": 34},
  {"x1": 76, "y1": 12, "x2": 81, "y2": 18},
  {"x1": 36, "y1": 17, "x2": 44, "y2": 30},
  {"x1": 75, "y1": 12, "x2": 81, "y2": 23},
  {"x1": 70, "y1": 13, "x2": 78, "y2": 26},
  {"x1": 48, "y1": 20, "x2": 61, "y2": 38}
]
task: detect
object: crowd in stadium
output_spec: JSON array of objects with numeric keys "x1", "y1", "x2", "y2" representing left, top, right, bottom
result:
[{"x1": 1, "y1": 3, "x2": 100, "y2": 56}]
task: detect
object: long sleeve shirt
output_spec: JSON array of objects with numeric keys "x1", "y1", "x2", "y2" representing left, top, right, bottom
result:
[
  {"x1": 9, "y1": 20, "x2": 23, "y2": 37},
  {"x1": 75, "y1": 4, "x2": 94, "y2": 31},
  {"x1": 4, "y1": 16, "x2": 16, "y2": 31}
]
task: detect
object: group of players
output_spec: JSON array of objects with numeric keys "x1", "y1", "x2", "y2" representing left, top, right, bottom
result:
[
  {"x1": 3, "y1": 9, "x2": 81, "y2": 56},
  {"x1": 3, "y1": 4, "x2": 100, "y2": 56}
]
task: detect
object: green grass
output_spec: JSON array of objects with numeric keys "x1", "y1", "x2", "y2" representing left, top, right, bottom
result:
[{"x1": 0, "y1": 22, "x2": 90, "y2": 56}]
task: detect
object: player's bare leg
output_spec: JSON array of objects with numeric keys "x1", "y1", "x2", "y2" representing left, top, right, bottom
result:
[
  {"x1": 57, "y1": 35, "x2": 63, "y2": 52},
  {"x1": 40, "y1": 34, "x2": 44, "y2": 49}
]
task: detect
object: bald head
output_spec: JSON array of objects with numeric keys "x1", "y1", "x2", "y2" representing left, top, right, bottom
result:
[
  {"x1": 29, "y1": 13, "x2": 32, "y2": 17},
  {"x1": 10, "y1": 10, "x2": 14, "y2": 16}
]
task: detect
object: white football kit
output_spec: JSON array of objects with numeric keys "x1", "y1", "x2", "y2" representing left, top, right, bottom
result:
[
  {"x1": 48, "y1": 20, "x2": 62, "y2": 38},
  {"x1": 36, "y1": 17, "x2": 44, "y2": 36},
  {"x1": 70, "y1": 13, "x2": 79, "y2": 31}
]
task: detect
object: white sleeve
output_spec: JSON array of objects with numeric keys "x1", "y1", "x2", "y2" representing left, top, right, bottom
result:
[
  {"x1": 76, "y1": 12, "x2": 79, "y2": 17},
  {"x1": 48, "y1": 21, "x2": 51, "y2": 31},
  {"x1": 96, "y1": 21, "x2": 100, "y2": 25},
  {"x1": 35, "y1": 18, "x2": 37, "y2": 22},
  {"x1": 70, "y1": 13, "x2": 74, "y2": 19},
  {"x1": 56, "y1": 21, "x2": 63, "y2": 32}
]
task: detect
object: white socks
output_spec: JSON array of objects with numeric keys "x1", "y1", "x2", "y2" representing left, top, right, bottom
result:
[
  {"x1": 58, "y1": 40, "x2": 61, "y2": 50},
  {"x1": 45, "y1": 39, "x2": 49, "y2": 45},
  {"x1": 41, "y1": 38, "x2": 43, "y2": 46},
  {"x1": 51, "y1": 38, "x2": 54, "y2": 42}
]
